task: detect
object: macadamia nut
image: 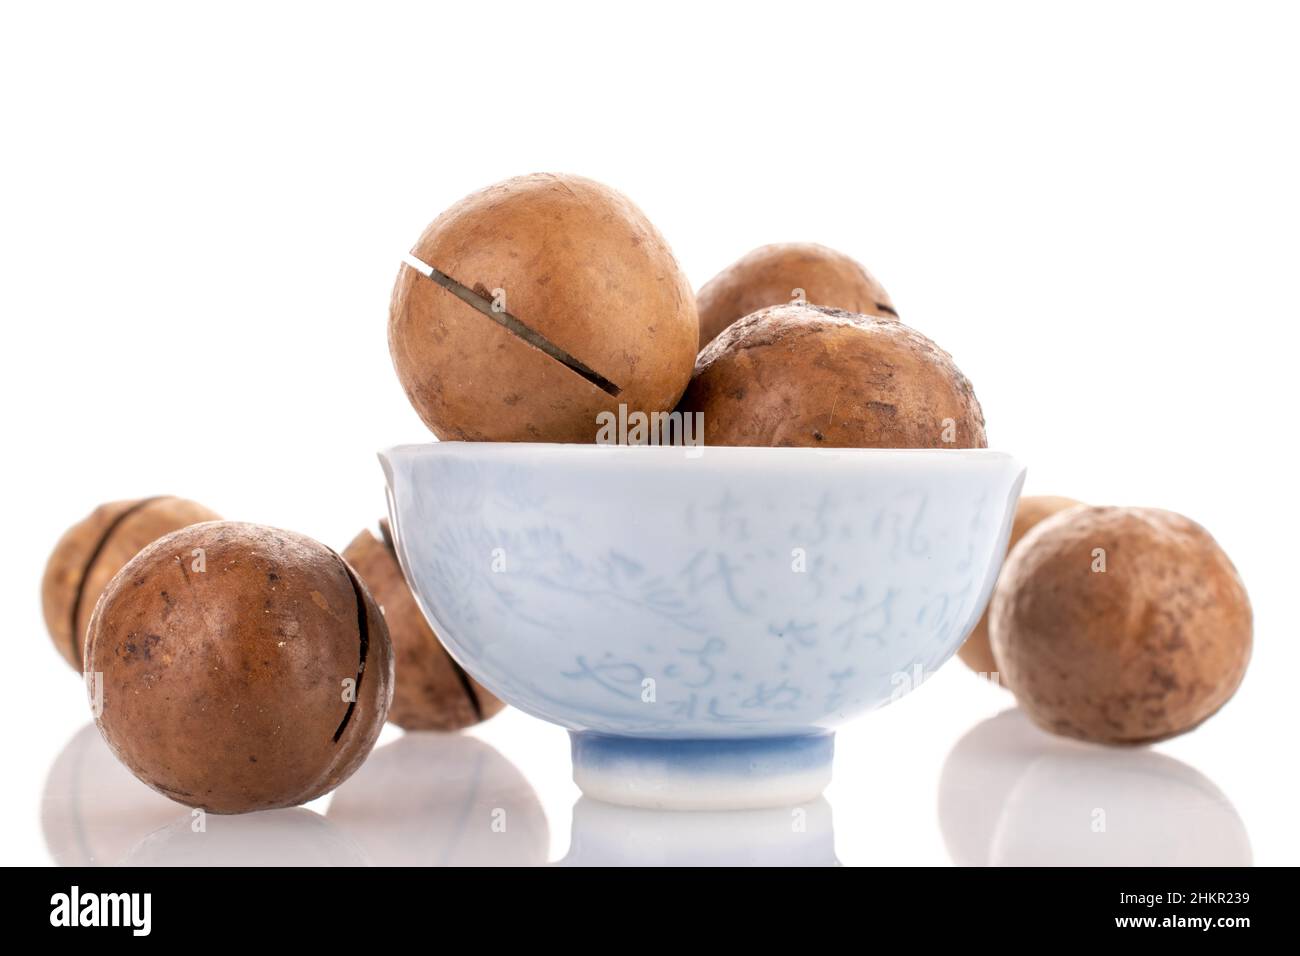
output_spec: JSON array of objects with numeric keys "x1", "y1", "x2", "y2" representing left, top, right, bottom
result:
[
  {"x1": 679, "y1": 303, "x2": 986, "y2": 448},
  {"x1": 991, "y1": 506, "x2": 1251, "y2": 744},
  {"x1": 389, "y1": 173, "x2": 698, "y2": 443},
  {"x1": 86, "y1": 522, "x2": 394, "y2": 813},
  {"x1": 41, "y1": 496, "x2": 221, "y2": 672},
  {"x1": 697, "y1": 242, "x2": 895, "y2": 346}
]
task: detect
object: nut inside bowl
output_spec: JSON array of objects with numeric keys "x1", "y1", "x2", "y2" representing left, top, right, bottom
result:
[{"x1": 380, "y1": 442, "x2": 1025, "y2": 810}]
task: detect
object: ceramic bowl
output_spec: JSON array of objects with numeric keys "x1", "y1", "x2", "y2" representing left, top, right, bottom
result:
[{"x1": 381, "y1": 443, "x2": 1024, "y2": 810}]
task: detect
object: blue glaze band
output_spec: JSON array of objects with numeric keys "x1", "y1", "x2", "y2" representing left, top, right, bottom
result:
[{"x1": 571, "y1": 732, "x2": 834, "y2": 777}]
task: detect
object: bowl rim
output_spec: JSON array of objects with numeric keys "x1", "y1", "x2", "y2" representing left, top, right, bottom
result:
[{"x1": 382, "y1": 441, "x2": 1019, "y2": 465}]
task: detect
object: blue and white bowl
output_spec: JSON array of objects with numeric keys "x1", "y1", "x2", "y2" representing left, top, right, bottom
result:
[{"x1": 381, "y1": 443, "x2": 1025, "y2": 810}]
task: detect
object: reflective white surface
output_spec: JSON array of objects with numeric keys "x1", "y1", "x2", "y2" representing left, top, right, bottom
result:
[{"x1": 33, "y1": 687, "x2": 1263, "y2": 866}]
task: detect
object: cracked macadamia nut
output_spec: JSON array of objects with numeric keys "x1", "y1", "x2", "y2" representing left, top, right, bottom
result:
[
  {"x1": 41, "y1": 496, "x2": 221, "y2": 672},
  {"x1": 697, "y1": 242, "x2": 896, "y2": 346},
  {"x1": 958, "y1": 495, "x2": 1084, "y2": 679},
  {"x1": 343, "y1": 522, "x2": 504, "y2": 731},
  {"x1": 679, "y1": 303, "x2": 986, "y2": 448},
  {"x1": 991, "y1": 507, "x2": 1252, "y2": 744},
  {"x1": 86, "y1": 522, "x2": 394, "y2": 814},
  {"x1": 389, "y1": 173, "x2": 699, "y2": 443}
]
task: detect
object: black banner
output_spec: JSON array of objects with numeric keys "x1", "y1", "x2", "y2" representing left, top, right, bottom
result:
[{"x1": 10, "y1": 867, "x2": 1281, "y2": 941}]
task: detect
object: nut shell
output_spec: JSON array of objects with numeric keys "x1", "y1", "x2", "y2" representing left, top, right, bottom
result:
[
  {"x1": 957, "y1": 495, "x2": 1083, "y2": 678},
  {"x1": 86, "y1": 521, "x2": 394, "y2": 813},
  {"x1": 389, "y1": 173, "x2": 698, "y2": 442},
  {"x1": 343, "y1": 525, "x2": 504, "y2": 731},
  {"x1": 990, "y1": 506, "x2": 1252, "y2": 744},
  {"x1": 41, "y1": 496, "x2": 221, "y2": 672},
  {"x1": 697, "y1": 242, "x2": 895, "y2": 346},
  {"x1": 679, "y1": 303, "x2": 986, "y2": 448}
]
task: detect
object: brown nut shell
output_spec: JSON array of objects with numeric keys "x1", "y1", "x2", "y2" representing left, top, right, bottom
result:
[
  {"x1": 343, "y1": 524, "x2": 504, "y2": 731},
  {"x1": 41, "y1": 496, "x2": 221, "y2": 672},
  {"x1": 389, "y1": 173, "x2": 699, "y2": 443},
  {"x1": 85, "y1": 521, "x2": 394, "y2": 814},
  {"x1": 679, "y1": 303, "x2": 986, "y2": 448},
  {"x1": 990, "y1": 506, "x2": 1252, "y2": 744},
  {"x1": 957, "y1": 495, "x2": 1084, "y2": 678},
  {"x1": 697, "y1": 242, "x2": 896, "y2": 346}
]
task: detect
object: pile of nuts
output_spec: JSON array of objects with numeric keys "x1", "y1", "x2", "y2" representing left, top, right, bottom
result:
[
  {"x1": 42, "y1": 171, "x2": 1252, "y2": 814},
  {"x1": 388, "y1": 173, "x2": 986, "y2": 451}
]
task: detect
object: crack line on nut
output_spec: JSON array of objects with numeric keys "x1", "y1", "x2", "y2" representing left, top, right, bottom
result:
[
  {"x1": 402, "y1": 253, "x2": 622, "y2": 397},
  {"x1": 333, "y1": 556, "x2": 371, "y2": 744},
  {"x1": 70, "y1": 495, "x2": 165, "y2": 666}
]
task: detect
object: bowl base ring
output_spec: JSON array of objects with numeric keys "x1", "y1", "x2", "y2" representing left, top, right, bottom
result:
[{"x1": 570, "y1": 732, "x2": 834, "y2": 811}]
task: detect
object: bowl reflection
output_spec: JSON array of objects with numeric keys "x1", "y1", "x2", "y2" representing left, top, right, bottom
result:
[{"x1": 562, "y1": 796, "x2": 837, "y2": 866}]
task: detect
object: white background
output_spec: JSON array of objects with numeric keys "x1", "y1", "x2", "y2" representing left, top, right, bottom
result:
[{"x1": 1, "y1": 0, "x2": 1297, "y2": 865}]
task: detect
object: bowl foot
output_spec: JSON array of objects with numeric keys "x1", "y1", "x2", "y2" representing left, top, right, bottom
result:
[{"x1": 570, "y1": 732, "x2": 833, "y2": 811}]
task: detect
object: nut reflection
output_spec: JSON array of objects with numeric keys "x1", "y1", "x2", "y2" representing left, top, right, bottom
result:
[
  {"x1": 43, "y1": 723, "x2": 185, "y2": 866},
  {"x1": 326, "y1": 732, "x2": 549, "y2": 866},
  {"x1": 939, "y1": 709, "x2": 1251, "y2": 866},
  {"x1": 126, "y1": 808, "x2": 366, "y2": 866}
]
